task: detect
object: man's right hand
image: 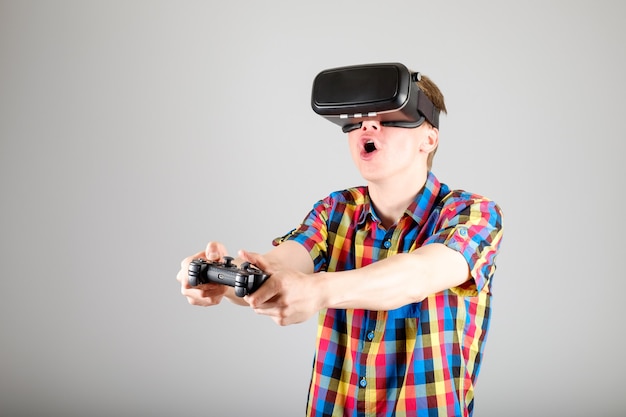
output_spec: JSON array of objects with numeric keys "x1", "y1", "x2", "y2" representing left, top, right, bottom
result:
[{"x1": 176, "y1": 241, "x2": 234, "y2": 306}]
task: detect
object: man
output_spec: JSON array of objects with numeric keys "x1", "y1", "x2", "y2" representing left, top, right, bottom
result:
[{"x1": 177, "y1": 63, "x2": 504, "y2": 416}]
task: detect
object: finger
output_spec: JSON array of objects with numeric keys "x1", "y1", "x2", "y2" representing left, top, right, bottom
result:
[
  {"x1": 182, "y1": 282, "x2": 225, "y2": 304},
  {"x1": 238, "y1": 249, "x2": 270, "y2": 272},
  {"x1": 180, "y1": 251, "x2": 206, "y2": 269},
  {"x1": 251, "y1": 303, "x2": 277, "y2": 315},
  {"x1": 177, "y1": 251, "x2": 205, "y2": 285},
  {"x1": 244, "y1": 278, "x2": 278, "y2": 307},
  {"x1": 206, "y1": 241, "x2": 228, "y2": 261},
  {"x1": 250, "y1": 303, "x2": 292, "y2": 326},
  {"x1": 185, "y1": 291, "x2": 222, "y2": 307},
  {"x1": 176, "y1": 268, "x2": 188, "y2": 286}
]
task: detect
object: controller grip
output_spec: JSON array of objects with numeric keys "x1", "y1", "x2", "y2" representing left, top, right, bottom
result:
[
  {"x1": 234, "y1": 282, "x2": 247, "y2": 297},
  {"x1": 187, "y1": 260, "x2": 203, "y2": 287}
]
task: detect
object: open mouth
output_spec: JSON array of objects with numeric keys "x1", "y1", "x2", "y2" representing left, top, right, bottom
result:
[{"x1": 364, "y1": 141, "x2": 377, "y2": 153}]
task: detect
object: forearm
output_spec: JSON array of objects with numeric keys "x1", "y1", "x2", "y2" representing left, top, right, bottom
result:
[{"x1": 318, "y1": 243, "x2": 470, "y2": 311}]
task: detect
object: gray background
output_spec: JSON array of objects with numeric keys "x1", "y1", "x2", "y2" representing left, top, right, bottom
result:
[{"x1": 1, "y1": 1, "x2": 623, "y2": 416}]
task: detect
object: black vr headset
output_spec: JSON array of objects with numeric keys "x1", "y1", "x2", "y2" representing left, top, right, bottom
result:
[{"x1": 311, "y1": 62, "x2": 440, "y2": 133}]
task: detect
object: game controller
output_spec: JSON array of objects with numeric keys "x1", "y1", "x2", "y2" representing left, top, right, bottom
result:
[{"x1": 187, "y1": 256, "x2": 269, "y2": 297}]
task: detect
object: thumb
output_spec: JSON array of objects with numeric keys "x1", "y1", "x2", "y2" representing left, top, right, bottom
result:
[
  {"x1": 206, "y1": 241, "x2": 228, "y2": 261},
  {"x1": 238, "y1": 249, "x2": 270, "y2": 273}
]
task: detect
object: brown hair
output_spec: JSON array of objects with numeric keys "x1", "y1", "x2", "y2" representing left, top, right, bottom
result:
[{"x1": 416, "y1": 74, "x2": 446, "y2": 170}]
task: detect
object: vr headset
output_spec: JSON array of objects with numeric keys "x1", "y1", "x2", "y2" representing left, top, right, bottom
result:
[{"x1": 311, "y1": 62, "x2": 440, "y2": 133}]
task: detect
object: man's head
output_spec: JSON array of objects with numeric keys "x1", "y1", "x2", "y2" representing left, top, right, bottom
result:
[{"x1": 311, "y1": 62, "x2": 447, "y2": 170}]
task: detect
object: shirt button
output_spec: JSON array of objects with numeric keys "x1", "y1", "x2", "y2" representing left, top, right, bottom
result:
[
  {"x1": 367, "y1": 331, "x2": 375, "y2": 341},
  {"x1": 383, "y1": 240, "x2": 391, "y2": 249},
  {"x1": 359, "y1": 377, "x2": 367, "y2": 388}
]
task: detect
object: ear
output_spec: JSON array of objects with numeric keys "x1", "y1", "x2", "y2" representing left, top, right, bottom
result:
[{"x1": 420, "y1": 126, "x2": 439, "y2": 153}]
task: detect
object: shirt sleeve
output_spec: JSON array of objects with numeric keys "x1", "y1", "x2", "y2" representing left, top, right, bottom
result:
[
  {"x1": 272, "y1": 198, "x2": 330, "y2": 273},
  {"x1": 424, "y1": 191, "x2": 504, "y2": 296}
]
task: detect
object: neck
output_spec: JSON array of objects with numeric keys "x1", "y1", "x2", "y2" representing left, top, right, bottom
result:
[{"x1": 368, "y1": 171, "x2": 428, "y2": 229}]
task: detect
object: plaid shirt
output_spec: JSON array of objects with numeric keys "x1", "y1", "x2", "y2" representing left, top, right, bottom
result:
[{"x1": 274, "y1": 172, "x2": 503, "y2": 417}]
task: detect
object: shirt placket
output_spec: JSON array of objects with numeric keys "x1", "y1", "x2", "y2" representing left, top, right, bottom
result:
[{"x1": 356, "y1": 222, "x2": 399, "y2": 415}]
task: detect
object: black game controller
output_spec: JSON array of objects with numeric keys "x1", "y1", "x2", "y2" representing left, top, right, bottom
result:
[{"x1": 187, "y1": 256, "x2": 269, "y2": 297}]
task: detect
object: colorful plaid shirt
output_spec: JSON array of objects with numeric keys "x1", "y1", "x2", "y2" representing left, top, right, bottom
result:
[{"x1": 274, "y1": 172, "x2": 503, "y2": 417}]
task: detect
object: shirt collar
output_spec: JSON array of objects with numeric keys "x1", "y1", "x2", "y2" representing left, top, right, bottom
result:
[
  {"x1": 404, "y1": 171, "x2": 442, "y2": 227},
  {"x1": 356, "y1": 171, "x2": 442, "y2": 228},
  {"x1": 356, "y1": 194, "x2": 373, "y2": 226}
]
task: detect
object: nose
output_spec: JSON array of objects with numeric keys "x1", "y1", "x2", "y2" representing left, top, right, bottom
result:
[{"x1": 361, "y1": 120, "x2": 381, "y2": 131}]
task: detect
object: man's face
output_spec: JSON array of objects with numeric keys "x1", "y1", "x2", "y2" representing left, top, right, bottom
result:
[{"x1": 346, "y1": 119, "x2": 436, "y2": 185}]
